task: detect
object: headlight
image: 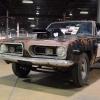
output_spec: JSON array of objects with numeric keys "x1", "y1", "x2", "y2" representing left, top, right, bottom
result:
[
  {"x1": 56, "y1": 47, "x2": 66, "y2": 58},
  {"x1": 9, "y1": 47, "x2": 15, "y2": 53},
  {"x1": 0, "y1": 44, "x2": 8, "y2": 53},
  {"x1": 45, "y1": 48, "x2": 53, "y2": 55}
]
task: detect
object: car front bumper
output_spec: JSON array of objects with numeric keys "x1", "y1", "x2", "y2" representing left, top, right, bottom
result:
[{"x1": 0, "y1": 54, "x2": 74, "y2": 67}]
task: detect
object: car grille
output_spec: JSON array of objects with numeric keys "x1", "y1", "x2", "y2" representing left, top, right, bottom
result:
[
  {"x1": 28, "y1": 45, "x2": 58, "y2": 58},
  {"x1": 1, "y1": 43, "x2": 23, "y2": 56}
]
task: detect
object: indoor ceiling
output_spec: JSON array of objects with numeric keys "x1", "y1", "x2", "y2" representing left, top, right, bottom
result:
[{"x1": 0, "y1": 0, "x2": 98, "y2": 33}]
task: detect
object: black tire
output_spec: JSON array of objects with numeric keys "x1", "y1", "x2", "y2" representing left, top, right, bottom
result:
[
  {"x1": 71, "y1": 53, "x2": 90, "y2": 87},
  {"x1": 12, "y1": 63, "x2": 31, "y2": 78}
]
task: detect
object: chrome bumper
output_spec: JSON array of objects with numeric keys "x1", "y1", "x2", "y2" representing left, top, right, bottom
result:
[{"x1": 0, "y1": 54, "x2": 74, "y2": 67}]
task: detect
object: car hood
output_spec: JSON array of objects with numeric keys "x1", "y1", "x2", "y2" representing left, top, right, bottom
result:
[{"x1": 0, "y1": 34, "x2": 93, "y2": 44}]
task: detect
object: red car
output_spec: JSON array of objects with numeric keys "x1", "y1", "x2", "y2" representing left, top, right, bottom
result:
[{"x1": 0, "y1": 21, "x2": 100, "y2": 87}]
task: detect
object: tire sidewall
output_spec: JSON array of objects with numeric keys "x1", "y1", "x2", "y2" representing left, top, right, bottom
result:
[
  {"x1": 12, "y1": 63, "x2": 31, "y2": 77},
  {"x1": 78, "y1": 53, "x2": 90, "y2": 86}
]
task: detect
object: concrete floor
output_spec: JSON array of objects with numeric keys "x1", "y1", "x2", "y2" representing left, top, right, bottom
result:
[{"x1": 0, "y1": 60, "x2": 100, "y2": 100}]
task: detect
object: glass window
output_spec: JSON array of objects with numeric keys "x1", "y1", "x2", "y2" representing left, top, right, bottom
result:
[{"x1": 47, "y1": 22, "x2": 92, "y2": 35}]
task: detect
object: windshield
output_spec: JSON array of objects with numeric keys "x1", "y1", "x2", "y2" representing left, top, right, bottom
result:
[{"x1": 47, "y1": 22, "x2": 92, "y2": 36}]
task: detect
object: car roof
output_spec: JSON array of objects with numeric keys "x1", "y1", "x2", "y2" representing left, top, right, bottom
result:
[{"x1": 50, "y1": 20, "x2": 95, "y2": 24}]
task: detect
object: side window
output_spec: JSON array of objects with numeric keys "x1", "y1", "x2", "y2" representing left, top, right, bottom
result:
[{"x1": 77, "y1": 22, "x2": 92, "y2": 35}]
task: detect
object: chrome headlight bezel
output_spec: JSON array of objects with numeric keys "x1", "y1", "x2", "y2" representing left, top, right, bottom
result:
[
  {"x1": 0, "y1": 44, "x2": 8, "y2": 53},
  {"x1": 56, "y1": 46, "x2": 67, "y2": 59}
]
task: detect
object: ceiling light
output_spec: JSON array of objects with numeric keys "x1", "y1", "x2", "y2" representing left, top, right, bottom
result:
[
  {"x1": 22, "y1": 0, "x2": 33, "y2": 3},
  {"x1": 30, "y1": 24, "x2": 35, "y2": 27},
  {"x1": 36, "y1": 11, "x2": 39, "y2": 15},
  {"x1": 28, "y1": 18, "x2": 34, "y2": 20},
  {"x1": 69, "y1": 13, "x2": 73, "y2": 16},
  {"x1": 36, "y1": 6, "x2": 40, "y2": 9},
  {"x1": 80, "y1": 11, "x2": 88, "y2": 14},
  {"x1": 36, "y1": 12, "x2": 39, "y2": 15}
]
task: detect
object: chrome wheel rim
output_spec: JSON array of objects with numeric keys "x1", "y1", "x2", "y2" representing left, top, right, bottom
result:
[{"x1": 81, "y1": 59, "x2": 87, "y2": 79}]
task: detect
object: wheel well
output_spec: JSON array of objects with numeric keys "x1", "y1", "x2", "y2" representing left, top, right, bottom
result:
[{"x1": 85, "y1": 50, "x2": 92, "y2": 62}]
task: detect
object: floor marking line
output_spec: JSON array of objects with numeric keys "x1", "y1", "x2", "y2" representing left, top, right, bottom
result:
[{"x1": 8, "y1": 77, "x2": 19, "y2": 100}]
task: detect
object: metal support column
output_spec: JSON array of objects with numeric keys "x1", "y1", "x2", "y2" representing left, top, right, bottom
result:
[
  {"x1": 97, "y1": 0, "x2": 100, "y2": 23},
  {"x1": 6, "y1": 10, "x2": 8, "y2": 38},
  {"x1": 17, "y1": 22, "x2": 19, "y2": 37}
]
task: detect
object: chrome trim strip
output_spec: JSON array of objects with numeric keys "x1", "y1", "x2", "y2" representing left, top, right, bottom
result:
[{"x1": 0, "y1": 54, "x2": 74, "y2": 67}]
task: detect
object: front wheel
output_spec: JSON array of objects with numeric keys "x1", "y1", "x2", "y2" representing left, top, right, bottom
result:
[
  {"x1": 12, "y1": 63, "x2": 31, "y2": 78},
  {"x1": 71, "y1": 53, "x2": 90, "y2": 87}
]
